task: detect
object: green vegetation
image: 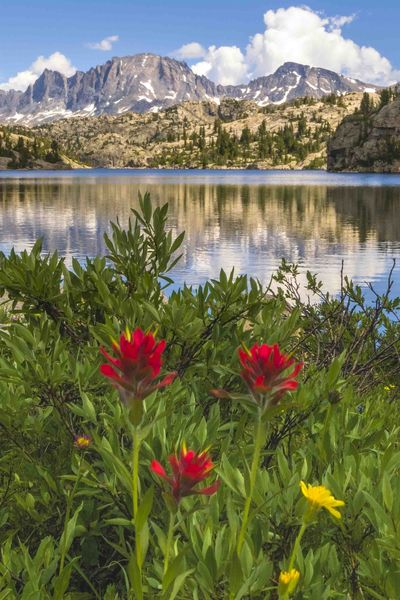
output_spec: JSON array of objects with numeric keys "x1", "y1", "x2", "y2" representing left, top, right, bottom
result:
[
  {"x1": 0, "y1": 125, "x2": 63, "y2": 168},
  {"x1": 354, "y1": 87, "x2": 400, "y2": 120},
  {"x1": 320, "y1": 94, "x2": 347, "y2": 108},
  {"x1": 150, "y1": 111, "x2": 333, "y2": 168},
  {"x1": 346, "y1": 88, "x2": 400, "y2": 167},
  {"x1": 0, "y1": 196, "x2": 400, "y2": 598},
  {"x1": 378, "y1": 86, "x2": 400, "y2": 110},
  {"x1": 36, "y1": 94, "x2": 363, "y2": 170}
]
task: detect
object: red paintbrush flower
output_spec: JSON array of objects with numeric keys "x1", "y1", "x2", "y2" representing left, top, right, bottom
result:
[
  {"x1": 238, "y1": 342, "x2": 303, "y2": 405},
  {"x1": 100, "y1": 327, "x2": 176, "y2": 403},
  {"x1": 151, "y1": 445, "x2": 220, "y2": 504}
]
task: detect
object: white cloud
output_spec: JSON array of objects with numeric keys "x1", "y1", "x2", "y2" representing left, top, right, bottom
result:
[
  {"x1": 192, "y1": 45, "x2": 248, "y2": 86},
  {"x1": 0, "y1": 52, "x2": 76, "y2": 91},
  {"x1": 328, "y1": 15, "x2": 356, "y2": 30},
  {"x1": 87, "y1": 35, "x2": 119, "y2": 51},
  {"x1": 173, "y1": 42, "x2": 206, "y2": 60},
  {"x1": 188, "y1": 6, "x2": 400, "y2": 86},
  {"x1": 246, "y1": 7, "x2": 399, "y2": 84}
]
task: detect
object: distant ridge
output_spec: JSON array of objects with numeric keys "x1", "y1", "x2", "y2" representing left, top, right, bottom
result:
[{"x1": 0, "y1": 53, "x2": 378, "y2": 125}]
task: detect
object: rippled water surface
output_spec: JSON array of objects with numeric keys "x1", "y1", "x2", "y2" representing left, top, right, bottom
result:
[{"x1": 1, "y1": 168, "x2": 400, "y2": 297}]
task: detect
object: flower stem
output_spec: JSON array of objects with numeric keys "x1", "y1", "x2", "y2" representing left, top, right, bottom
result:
[
  {"x1": 288, "y1": 522, "x2": 307, "y2": 570},
  {"x1": 236, "y1": 417, "x2": 265, "y2": 555},
  {"x1": 132, "y1": 429, "x2": 143, "y2": 579},
  {"x1": 278, "y1": 522, "x2": 307, "y2": 599},
  {"x1": 163, "y1": 512, "x2": 175, "y2": 584}
]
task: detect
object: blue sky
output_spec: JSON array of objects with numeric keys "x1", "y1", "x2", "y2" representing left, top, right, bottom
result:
[{"x1": 0, "y1": 1, "x2": 399, "y2": 89}]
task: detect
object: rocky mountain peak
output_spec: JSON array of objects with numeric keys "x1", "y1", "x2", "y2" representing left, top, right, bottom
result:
[
  {"x1": 276, "y1": 61, "x2": 307, "y2": 73},
  {"x1": 32, "y1": 69, "x2": 67, "y2": 103},
  {"x1": 0, "y1": 53, "x2": 379, "y2": 125}
]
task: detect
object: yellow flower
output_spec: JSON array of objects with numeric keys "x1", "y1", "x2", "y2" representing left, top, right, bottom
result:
[
  {"x1": 74, "y1": 434, "x2": 92, "y2": 449},
  {"x1": 278, "y1": 569, "x2": 300, "y2": 597},
  {"x1": 384, "y1": 384, "x2": 396, "y2": 392},
  {"x1": 300, "y1": 481, "x2": 345, "y2": 520}
]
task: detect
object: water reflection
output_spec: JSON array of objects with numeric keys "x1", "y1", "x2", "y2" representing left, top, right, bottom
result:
[{"x1": 0, "y1": 171, "x2": 400, "y2": 297}]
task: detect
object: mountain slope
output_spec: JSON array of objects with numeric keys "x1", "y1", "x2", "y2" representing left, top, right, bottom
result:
[
  {"x1": 0, "y1": 123, "x2": 84, "y2": 169},
  {"x1": 225, "y1": 62, "x2": 374, "y2": 106},
  {"x1": 0, "y1": 54, "x2": 377, "y2": 125},
  {"x1": 328, "y1": 90, "x2": 400, "y2": 172},
  {"x1": 36, "y1": 93, "x2": 367, "y2": 170}
]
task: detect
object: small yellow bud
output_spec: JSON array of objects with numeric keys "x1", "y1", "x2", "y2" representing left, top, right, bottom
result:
[{"x1": 278, "y1": 569, "x2": 300, "y2": 597}]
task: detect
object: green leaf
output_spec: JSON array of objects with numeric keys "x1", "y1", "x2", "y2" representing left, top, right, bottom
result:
[
  {"x1": 362, "y1": 491, "x2": 389, "y2": 528},
  {"x1": 140, "y1": 192, "x2": 152, "y2": 223},
  {"x1": 60, "y1": 502, "x2": 83, "y2": 556},
  {"x1": 382, "y1": 472, "x2": 393, "y2": 512},
  {"x1": 103, "y1": 518, "x2": 132, "y2": 528},
  {"x1": 127, "y1": 554, "x2": 143, "y2": 600},
  {"x1": 142, "y1": 301, "x2": 161, "y2": 323},
  {"x1": 229, "y1": 552, "x2": 244, "y2": 597},
  {"x1": 135, "y1": 486, "x2": 154, "y2": 533},
  {"x1": 326, "y1": 352, "x2": 346, "y2": 387},
  {"x1": 97, "y1": 444, "x2": 132, "y2": 493},
  {"x1": 169, "y1": 569, "x2": 195, "y2": 600},
  {"x1": 53, "y1": 560, "x2": 79, "y2": 600},
  {"x1": 81, "y1": 392, "x2": 97, "y2": 424},
  {"x1": 170, "y1": 232, "x2": 185, "y2": 254},
  {"x1": 163, "y1": 552, "x2": 186, "y2": 591},
  {"x1": 219, "y1": 454, "x2": 246, "y2": 498}
]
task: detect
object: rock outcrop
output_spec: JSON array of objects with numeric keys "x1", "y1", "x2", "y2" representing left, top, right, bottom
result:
[{"x1": 328, "y1": 96, "x2": 400, "y2": 173}]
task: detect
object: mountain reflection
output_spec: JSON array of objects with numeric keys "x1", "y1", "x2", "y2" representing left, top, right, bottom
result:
[{"x1": 0, "y1": 173, "x2": 400, "y2": 296}]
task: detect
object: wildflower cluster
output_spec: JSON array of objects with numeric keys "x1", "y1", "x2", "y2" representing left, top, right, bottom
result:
[
  {"x1": 2, "y1": 198, "x2": 395, "y2": 600},
  {"x1": 96, "y1": 326, "x2": 346, "y2": 598}
]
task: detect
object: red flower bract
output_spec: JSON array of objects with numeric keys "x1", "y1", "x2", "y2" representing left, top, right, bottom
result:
[
  {"x1": 239, "y1": 342, "x2": 303, "y2": 404},
  {"x1": 151, "y1": 445, "x2": 220, "y2": 504},
  {"x1": 100, "y1": 327, "x2": 176, "y2": 403}
]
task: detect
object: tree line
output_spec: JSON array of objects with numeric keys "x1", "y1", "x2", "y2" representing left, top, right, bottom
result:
[
  {"x1": 0, "y1": 126, "x2": 62, "y2": 168},
  {"x1": 150, "y1": 112, "x2": 333, "y2": 168}
]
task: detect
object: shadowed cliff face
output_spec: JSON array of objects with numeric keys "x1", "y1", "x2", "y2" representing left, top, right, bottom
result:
[
  {"x1": 328, "y1": 97, "x2": 400, "y2": 173},
  {"x1": 0, "y1": 171, "x2": 399, "y2": 298},
  {"x1": 0, "y1": 55, "x2": 376, "y2": 125}
]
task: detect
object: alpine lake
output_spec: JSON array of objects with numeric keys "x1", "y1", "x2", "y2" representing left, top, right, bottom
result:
[{"x1": 1, "y1": 168, "x2": 400, "y2": 300}]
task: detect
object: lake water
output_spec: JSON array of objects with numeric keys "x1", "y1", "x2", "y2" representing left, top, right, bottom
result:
[{"x1": 1, "y1": 168, "x2": 400, "y2": 298}]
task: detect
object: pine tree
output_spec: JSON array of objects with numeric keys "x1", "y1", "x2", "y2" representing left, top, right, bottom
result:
[
  {"x1": 379, "y1": 88, "x2": 392, "y2": 109},
  {"x1": 198, "y1": 126, "x2": 206, "y2": 151},
  {"x1": 297, "y1": 113, "x2": 307, "y2": 138},
  {"x1": 360, "y1": 93, "x2": 372, "y2": 117}
]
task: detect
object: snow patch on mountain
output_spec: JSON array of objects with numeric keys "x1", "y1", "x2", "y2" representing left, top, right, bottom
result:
[{"x1": 0, "y1": 55, "x2": 380, "y2": 125}]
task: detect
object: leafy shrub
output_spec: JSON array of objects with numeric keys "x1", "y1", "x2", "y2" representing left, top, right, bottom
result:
[{"x1": 0, "y1": 194, "x2": 399, "y2": 599}]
